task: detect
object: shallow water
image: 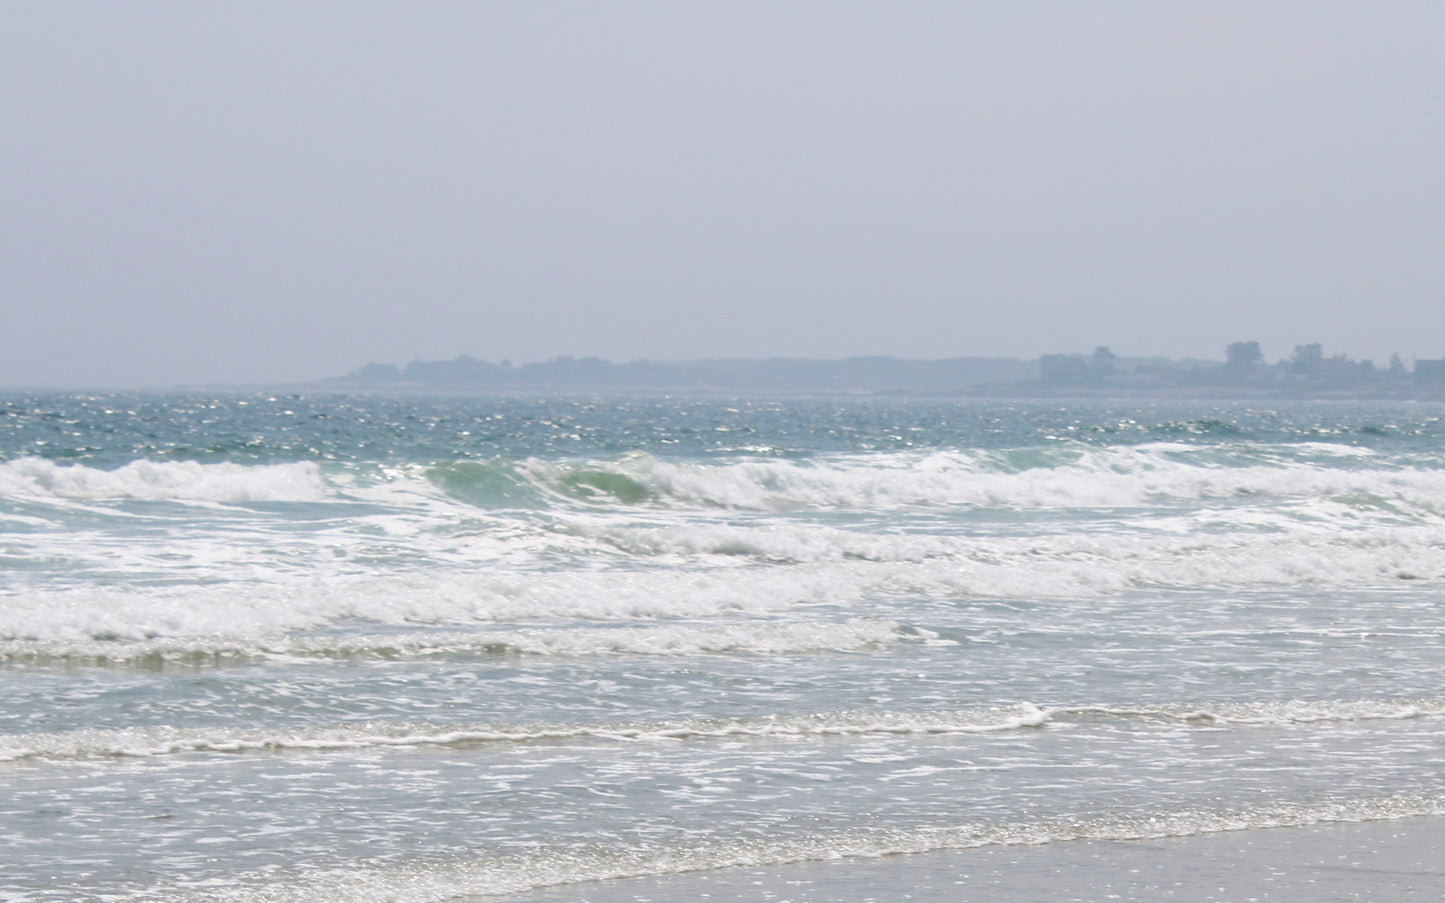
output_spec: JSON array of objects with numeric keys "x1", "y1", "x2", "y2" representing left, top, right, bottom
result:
[{"x1": 3, "y1": 394, "x2": 1445, "y2": 900}]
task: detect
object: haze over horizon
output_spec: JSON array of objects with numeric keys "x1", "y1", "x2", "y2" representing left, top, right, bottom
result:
[{"x1": 4, "y1": 3, "x2": 1443, "y2": 389}]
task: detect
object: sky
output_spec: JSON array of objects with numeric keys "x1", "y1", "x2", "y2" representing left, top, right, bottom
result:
[{"x1": 2, "y1": 2, "x2": 1443, "y2": 388}]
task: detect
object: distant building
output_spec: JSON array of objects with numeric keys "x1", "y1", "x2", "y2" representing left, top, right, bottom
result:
[
  {"x1": 1091, "y1": 347, "x2": 1117, "y2": 377},
  {"x1": 1415, "y1": 359, "x2": 1445, "y2": 383}
]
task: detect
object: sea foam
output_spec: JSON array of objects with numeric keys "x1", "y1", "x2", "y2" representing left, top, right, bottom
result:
[
  {"x1": 510, "y1": 444, "x2": 1445, "y2": 515},
  {"x1": 0, "y1": 618, "x2": 902, "y2": 666},
  {"x1": 0, "y1": 702, "x2": 1048, "y2": 763},
  {"x1": 145, "y1": 793, "x2": 1445, "y2": 902},
  {"x1": 0, "y1": 457, "x2": 328, "y2": 503}
]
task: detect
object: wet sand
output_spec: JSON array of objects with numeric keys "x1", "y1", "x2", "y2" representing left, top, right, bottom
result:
[{"x1": 505, "y1": 816, "x2": 1444, "y2": 902}]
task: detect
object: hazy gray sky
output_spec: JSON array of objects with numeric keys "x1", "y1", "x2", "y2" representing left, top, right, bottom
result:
[{"x1": 3, "y1": 2, "x2": 1442, "y2": 387}]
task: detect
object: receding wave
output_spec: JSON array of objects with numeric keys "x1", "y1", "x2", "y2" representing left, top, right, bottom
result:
[
  {"x1": 154, "y1": 792, "x2": 1445, "y2": 902},
  {"x1": 0, "y1": 618, "x2": 901, "y2": 667},
  {"x1": 11, "y1": 698, "x2": 1441, "y2": 763},
  {"x1": 1, "y1": 705, "x2": 1049, "y2": 762},
  {"x1": 1057, "y1": 697, "x2": 1445, "y2": 726}
]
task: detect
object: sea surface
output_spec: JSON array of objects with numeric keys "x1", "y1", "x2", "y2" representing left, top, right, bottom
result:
[{"x1": 3, "y1": 393, "x2": 1444, "y2": 901}]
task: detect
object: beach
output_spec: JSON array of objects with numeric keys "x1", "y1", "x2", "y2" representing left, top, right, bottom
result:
[{"x1": 508, "y1": 817, "x2": 1445, "y2": 902}]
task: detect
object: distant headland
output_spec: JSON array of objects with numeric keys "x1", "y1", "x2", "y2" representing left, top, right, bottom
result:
[{"x1": 325, "y1": 343, "x2": 1445, "y2": 398}]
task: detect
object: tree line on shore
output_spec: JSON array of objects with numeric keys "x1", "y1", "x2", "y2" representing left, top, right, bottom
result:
[
  {"x1": 335, "y1": 343, "x2": 1445, "y2": 394},
  {"x1": 1041, "y1": 342, "x2": 1435, "y2": 390}
]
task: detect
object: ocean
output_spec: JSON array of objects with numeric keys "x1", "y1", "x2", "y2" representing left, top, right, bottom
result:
[{"x1": 3, "y1": 392, "x2": 1444, "y2": 901}]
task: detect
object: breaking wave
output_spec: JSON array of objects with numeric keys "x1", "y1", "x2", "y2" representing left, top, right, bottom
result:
[
  {"x1": 0, "y1": 457, "x2": 327, "y2": 503},
  {"x1": 511, "y1": 444, "x2": 1445, "y2": 514},
  {"x1": 7, "y1": 443, "x2": 1445, "y2": 517}
]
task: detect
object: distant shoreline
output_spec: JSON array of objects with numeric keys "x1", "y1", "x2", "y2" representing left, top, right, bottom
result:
[
  {"x1": 297, "y1": 382, "x2": 1445, "y2": 402},
  {"x1": 9, "y1": 349, "x2": 1445, "y2": 399},
  {"x1": 312, "y1": 349, "x2": 1445, "y2": 400}
]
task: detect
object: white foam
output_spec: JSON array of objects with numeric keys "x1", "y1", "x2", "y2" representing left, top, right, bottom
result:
[
  {"x1": 10, "y1": 696, "x2": 1438, "y2": 764},
  {"x1": 148, "y1": 793, "x2": 1445, "y2": 902},
  {"x1": 0, "y1": 457, "x2": 328, "y2": 503},
  {"x1": 0, "y1": 618, "x2": 902, "y2": 665},
  {"x1": 573, "y1": 516, "x2": 1445, "y2": 601},
  {"x1": 8, "y1": 444, "x2": 1445, "y2": 517},
  {"x1": 0, "y1": 702, "x2": 1046, "y2": 762},
  {"x1": 1062, "y1": 697, "x2": 1445, "y2": 726},
  {"x1": 517, "y1": 445, "x2": 1445, "y2": 515},
  {"x1": 7, "y1": 510, "x2": 1445, "y2": 644},
  {"x1": 9, "y1": 445, "x2": 1445, "y2": 646}
]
